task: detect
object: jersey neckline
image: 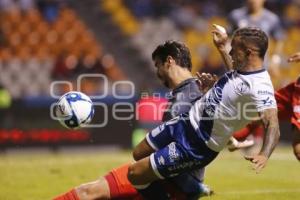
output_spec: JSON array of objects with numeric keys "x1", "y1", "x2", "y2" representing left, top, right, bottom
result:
[{"x1": 237, "y1": 68, "x2": 266, "y2": 75}]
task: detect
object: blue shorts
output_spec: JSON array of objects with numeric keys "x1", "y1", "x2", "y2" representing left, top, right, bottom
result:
[{"x1": 146, "y1": 114, "x2": 218, "y2": 178}]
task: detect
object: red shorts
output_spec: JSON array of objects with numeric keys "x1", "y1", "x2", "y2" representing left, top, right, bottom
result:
[
  {"x1": 233, "y1": 80, "x2": 300, "y2": 140},
  {"x1": 104, "y1": 163, "x2": 187, "y2": 200}
]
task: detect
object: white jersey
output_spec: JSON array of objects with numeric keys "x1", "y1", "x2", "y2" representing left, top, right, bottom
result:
[{"x1": 189, "y1": 69, "x2": 277, "y2": 152}]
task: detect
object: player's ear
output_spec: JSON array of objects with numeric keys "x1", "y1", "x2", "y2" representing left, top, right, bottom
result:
[{"x1": 166, "y1": 56, "x2": 175, "y2": 66}]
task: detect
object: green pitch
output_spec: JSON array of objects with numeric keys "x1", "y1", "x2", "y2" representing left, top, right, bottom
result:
[{"x1": 0, "y1": 146, "x2": 299, "y2": 200}]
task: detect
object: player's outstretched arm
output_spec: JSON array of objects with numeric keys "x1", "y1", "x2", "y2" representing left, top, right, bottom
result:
[
  {"x1": 227, "y1": 137, "x2": 254, "y2": 152},
  {"x1": 245, "y1": 108, "x2": 280, "y2": 173},
  {"x1": 196, "y1": 72, "x2": 218, "y2": 93},
  {"x1": 212, "y1": 24, "x2": 233, "y2": 70},
  {"x1": 288, "y1": 52, "x2": 300, "y2": 63}
]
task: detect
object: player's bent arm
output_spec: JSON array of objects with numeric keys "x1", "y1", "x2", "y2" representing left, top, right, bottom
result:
[
  {"x1": 216, "y1": 45, "x2": 233, "y2": 71},
  {"x1": 245, "y1": 108, "x2": 280, "y2": 173},
  {"x1": 259, "y1": 108, "x2": 280, "y2": 158},
  {"x1": 227, "y1": 137, "x2": 254, "y2": 152},
  {"x1": 212, "y1": 24, "x2": 233, "y2": 70}
]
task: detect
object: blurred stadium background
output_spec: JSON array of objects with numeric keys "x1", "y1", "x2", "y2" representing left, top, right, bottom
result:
[
  {"x1": 0, "y1": 0, "x2": 300, "y2": 199},
  {"x1": 1, "y1": 0, "x2": 300, "y2": 149}
]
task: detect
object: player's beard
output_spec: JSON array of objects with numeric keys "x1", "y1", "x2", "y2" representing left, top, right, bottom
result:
[
  {"x1": 157, "y1": 73, "x2": 170, "y2": 88},
  {"x1": 233, "y1": 58, "x2": 246, "y2": 71}
]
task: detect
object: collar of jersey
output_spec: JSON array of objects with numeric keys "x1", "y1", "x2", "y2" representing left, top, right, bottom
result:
[
  {"x1": 172, "y1": 78, "x2": 197, "y2": 93},
  {"x1": 237, "y1": 68, "x2": 266, "y2": 75}
]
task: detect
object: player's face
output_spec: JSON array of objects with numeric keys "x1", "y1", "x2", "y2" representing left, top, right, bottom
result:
[
  {"x1": 247, "y1": 0, "x2": 265, "y2": 11},
  {"x1": 153, "y1": 57, "x2": 171, "y2": 88},
  {"x1": 229, "y1": 37, "x2": 247, "y2": 70}
]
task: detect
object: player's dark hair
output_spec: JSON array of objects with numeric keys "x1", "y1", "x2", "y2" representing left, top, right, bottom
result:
[
  {"x1": 233, "y1": 27, "x2": 269, "y2": 59},
  {"x1": 152, "y1": 40, "x2": 192, "y2": 71}
]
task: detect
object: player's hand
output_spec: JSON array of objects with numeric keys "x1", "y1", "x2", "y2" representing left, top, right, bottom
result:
[
  {"x1": 227, "y1": 137, "x2": 254, "y2": 152},
  {"x1": 288, "y1": 52, "x2": 300, "y2": 63},
  {"x1": 244, "y1": 154, "x2": 268, "y2": 174},
  {"x1": 196, "y1": 72, "x2": 218, "y2": 93},
  {"x1": 212, "y1": 24, "x2": 228, "y2": 50}
]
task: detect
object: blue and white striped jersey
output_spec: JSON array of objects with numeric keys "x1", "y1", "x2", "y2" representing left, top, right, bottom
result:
[{"x1": 189, "y1": 69, "x2": 277, "y2": 152}]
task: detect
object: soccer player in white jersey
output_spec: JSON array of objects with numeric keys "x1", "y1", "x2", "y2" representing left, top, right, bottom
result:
[{"x1": 127, "y1": 27, "x2": 280, "y2": 199}]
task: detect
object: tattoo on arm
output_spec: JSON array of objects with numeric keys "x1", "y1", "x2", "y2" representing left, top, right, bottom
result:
[
  {"x1": 259, "y1": 108, "x2": 280, "y2": 157},
  {"x1": 218, "y1": 47, "x2": 233, "y2": 70}
]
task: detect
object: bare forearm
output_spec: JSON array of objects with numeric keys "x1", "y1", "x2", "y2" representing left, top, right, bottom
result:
[
  {"x1": 218, "y1": 47, "x2": 233, "y2": 71},
  {"x1": 260, "y1": 124, "x2": 280, "y2": 158}
]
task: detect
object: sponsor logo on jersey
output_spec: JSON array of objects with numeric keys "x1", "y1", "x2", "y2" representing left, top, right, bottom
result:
[
  {"x1": 168, "y1": 142, "x2": 179, "y2": 163},
  {"x1": 237, "y1": 82, "x2": 249, "y2": 94},
  {"x1": 167, "y1": 160, "x2": 202, "y2": 172},
  {"x1": 258, "y1": 90, "x2": 273, "y2": 96}
]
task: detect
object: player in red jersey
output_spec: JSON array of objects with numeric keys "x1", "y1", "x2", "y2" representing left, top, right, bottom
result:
[{"x1": 233, "y1": 52, "x2": 300, "y2": 161}]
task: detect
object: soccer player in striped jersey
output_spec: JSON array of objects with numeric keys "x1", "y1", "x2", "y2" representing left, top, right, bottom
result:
[
  {"x1": 127, "y1": 27, "x2": 280, "y2": 200},
  {"x1": 233, "y1": 52, "x2": 300, "y2": 161}
]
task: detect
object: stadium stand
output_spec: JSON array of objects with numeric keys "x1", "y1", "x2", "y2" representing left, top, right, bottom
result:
[
  {"x1": 0, "y1": 1, "x2": 126, "y2": 98},
  {"x1": 0, "y1": 0, "x2": 300, "y2": 148},
  {"x1": 107, "y1": 0, "x2": 300, "y2": 89}
]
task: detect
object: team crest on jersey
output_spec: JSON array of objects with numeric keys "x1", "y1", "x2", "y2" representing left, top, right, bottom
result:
[{"x1": 236, "y1": 82, "x2": 250, "y2": 94}]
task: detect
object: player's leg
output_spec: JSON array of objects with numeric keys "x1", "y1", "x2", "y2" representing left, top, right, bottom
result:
[
  {"x1": 53, "y1": 188, "x2": 80, "y2": 200},
  {"x1": 170, "y1": 170, "x2": 214, "y2": 199},
  {"x1": 128, "y1": 156, "x2": 171, "y2": 199},
  {"x1": 75, "y1": 178, "x2": 110, "y2": 200},
  {"x1": 132, "y1": 138, "x2": 155, "y2": 161},
  {"x1": 53, "y1": 163, "x2": 141, "y2": 200},
  {"x1": 292, "y1": 127, "x2": 300, "y2": 161},
  {"x1": 128, "y1": 140, "x2": 218, "y2": 200},
  {"x1": 133, "y1": 116, "x2": 180, "y2": 161},
  {"x1": 53, "y1": 177, "x2": 110, "y2": 200}
]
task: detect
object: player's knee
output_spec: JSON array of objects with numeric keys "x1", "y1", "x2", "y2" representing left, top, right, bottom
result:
[
  {"x1": 76, "y1": 184, "x2": 93, "y2": 200},
  {"x1": 76, "y1": 179, "x2": 110, "y2": 200},
  {"x1": 127, "y1": 164, "x2": 140, "y2": 185},
  {"x1": 127, "y1": 164, "x2": 135, "y2": 184}
]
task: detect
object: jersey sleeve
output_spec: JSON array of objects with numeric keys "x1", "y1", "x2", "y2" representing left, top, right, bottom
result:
[{"x1": 251, "y1": 80, "x2": 277, "y2": 112}]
